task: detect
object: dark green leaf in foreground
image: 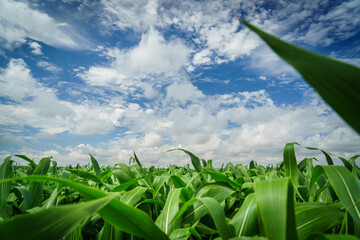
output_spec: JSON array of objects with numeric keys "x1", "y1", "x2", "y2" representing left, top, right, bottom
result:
[
  {"x1": 0, "y1": 175, "x2": 169, "y2": 240},
  {"x1": 0, "y1": 196, "x2": 113, "y2": 240},
  {"x1": 255, "y1": 178, "x2": 298, "y2": 240},
  {"x1": 241, "y1": 19, "x2": 360, "y2": 134}
]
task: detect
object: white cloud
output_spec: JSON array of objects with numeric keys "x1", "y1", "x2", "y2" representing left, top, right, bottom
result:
[
  {"x1": 165, "y1": 82, "x2": 204, "y2": 105},
  {"x1": 37, "y1": 61, "x2": 61, "y2": 73},
  {"x1": 298, "y1": 0, "x2": 360, "y2": 46},
  {"x1": 28, "y1": 41, "x2": 42, "y2": 55},
  {"x1": 112, "y1": 28, "x2": 189, "y2": 76},
  {"x1": 192, "y1": 49, "x2": 212, "y2": 65},
  {"x1": 198, "y1": 20, "x2": 261, "y2": 61},
  {"x1": 0, "y1": 0, "x2": 79, "y2": 48},
  {"x1": 101, "y1": 0, "x2": 160, "y2": 31},
  {"x1": 78, "y1": 28, "x2": 190, "y2": 96},
  {"x1": 0, "y1": 58, "x2": 37, "y2": 102}
]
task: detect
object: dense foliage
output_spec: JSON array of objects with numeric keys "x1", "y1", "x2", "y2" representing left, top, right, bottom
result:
[{"x1": 0, "y1": 143, "x2": 359, "y2": 240}]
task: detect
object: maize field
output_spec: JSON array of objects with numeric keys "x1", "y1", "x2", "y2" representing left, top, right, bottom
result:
[{"x1": 0, "y1": 143, "x2": 359, "y2": 240}]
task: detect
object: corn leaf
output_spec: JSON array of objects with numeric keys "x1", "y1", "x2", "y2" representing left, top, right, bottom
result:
[
  {"x1": 0, "y1": 175, "x2": 169, "y2": 240},
  {"x1": 0, "y1": 196, "x2": 113, "y2": 240},
  {"x1": 229, "y1": 193, "x2": 257, "y2": 237},
  {"x1": 199, "y1": 197, "x2": 234, "y2": 240},
  {"x1": 283, "y1": 142, "x2": 299, "y2": 186},
  {"x1": 241, "y1": 20, "x2": 360, "y2": 134},
  {"x1": 311, "y1": 166, "x2": 360, "y2": 237},
  {"x1": 28, "y1": 157, "x2": 51, "y2": 208},
  {"x1": 295, "y1": 203, "x2": 344, "y2": 240},
  {"x1": 89, "y1": 154, "x2": 101, "y2": 178},
  {"x1": 156, "y1": 188, "x2": 182, "y2": 235},
  {"x1": 255, "y1": 178, "x2": 298, "y2": 240},
  {"x1": 0, "y1": 157, "x2": 12, "y2": 207},
  {"x1": 120, "y1": 186, "x2": 147, "y2": 206}
]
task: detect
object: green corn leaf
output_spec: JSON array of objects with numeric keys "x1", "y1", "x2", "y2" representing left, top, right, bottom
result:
[
  {"x1": 295, "y1": 203, "x2": 344, "y2": 240},
  {"x1": 183, "y1": 183, "x2": 235, "y2": 223},
  {"x1": 28, "y1": 157, "x2": 51, "y2": 208},
  {"x1": 111, "y1": 175, "x2": 146, "y2": 192},
  {"x1": 255, "y1": 178, "x2": 298, "y2": 240},
  {"x1": 14, "y1": 155, "x2": 37, "y2": 169},
  {"x1": 283, "y1": 143, "x2": 299, "y2": 186},
  {"x1": 0, "y1": 157, "x2": 13, "y2": 207},
  {"x1": 68, "y1": 169, "x2": 102, "y2": 184},
  {"x1": 337, "y1": 157, "x2": 353, "y2": 171},
  {"x1": 169, "y1": 228, "x2": 192, "y2": 240},
  {"x1": 131, "y1": 165, "x2": 153, "y2": 189},
  {"x1": 120, "y1": 186, "x2": 147, "y2": 206},
  {"x1": 133, "y1": 152, "x2": 143, "y2": 169},
  {"x1": 156, "y1": 188, "x2": 182, "y2": 235},
  {"x1": 198, "y1": 197, "x2": 234, "y2": 240},
  {"x1": 229, "y1": 193, "x2": 257, "y2": 237},
  {"x1": 308, "y1": 234, "x2": 360, "y2": 240},
  {"x1": 170, "y1": 175, "x2": 187, "y2": 188},
  {"x1": 203, "y1": 171, "x2": 242, "y2": 189},
  {"x1": 0, "y1": 196, "x2": 113, "y2": 240},
  {"x1": 167, "y1": 149, "x2": 207, "y2": 182},
  {"x1": 241, "y1": 19, "x2": 360, "y2": 134},
  {"x1": 311, "y1": 166, "x2": 360, "y2": 237},
  {"x1": 228, "y1": 237, "x2": 268, "y2": 240},
  {"x1": 89, "y1": 154, "x2": 101, "y2": 178},
  {"x1": 98, "y1": 221, "x2": 123, "y2": 240},
  {"x1": 295, "y1": 144, "x2": 334, "y2": 165},
  {"x1": 0, "y1": 175, "x2": 169, "y2": 240}
]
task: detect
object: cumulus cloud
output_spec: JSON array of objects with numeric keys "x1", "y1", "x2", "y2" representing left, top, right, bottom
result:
[
  {"x1": 78, "y1": 28, "x2": 190, "y2": 96},
  {"x1": 165, "y1": 82, "x2": 204, "y2": 105},
  {"x1": 28, "y1": 41, "x2": 43, "y2": 55},
  {"x1": 0, "y1": 0, "x2": 79, "y2": 48}
]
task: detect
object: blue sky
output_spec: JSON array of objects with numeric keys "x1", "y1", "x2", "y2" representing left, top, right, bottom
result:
[{"x1": 0, "y1": 0, "x2": 359, "y2": 166}]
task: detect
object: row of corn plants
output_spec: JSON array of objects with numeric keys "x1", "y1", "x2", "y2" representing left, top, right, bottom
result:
[{"x1": 0, "y1": 143, "x2": 359, "y2": 240}]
